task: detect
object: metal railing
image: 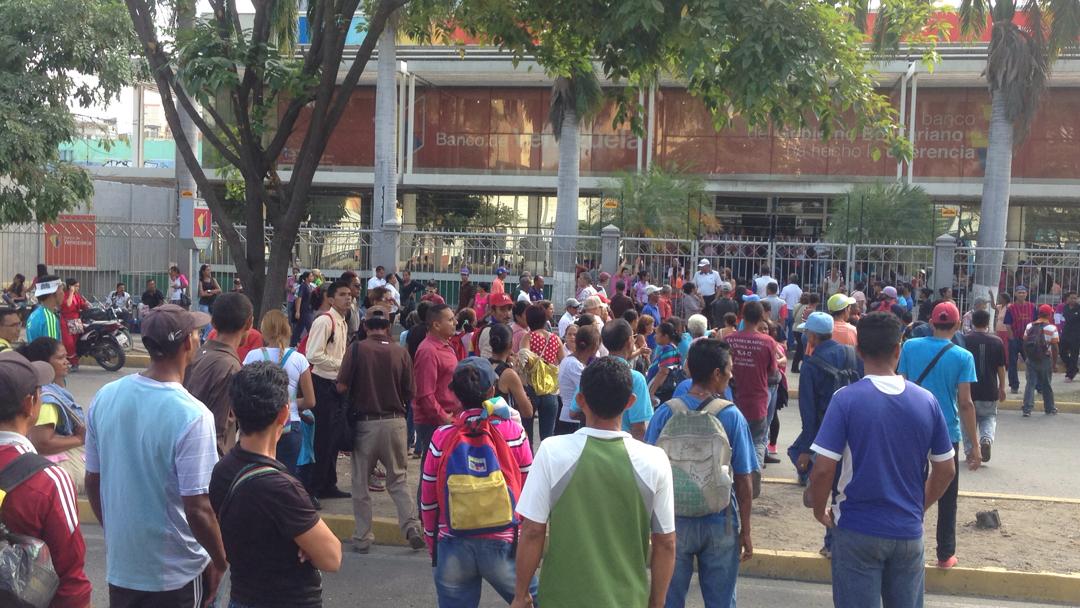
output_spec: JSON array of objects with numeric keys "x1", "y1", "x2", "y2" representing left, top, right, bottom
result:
[
  {"x1": 954, "y1": 245, "x2": 1080, "y2": 312},
  {"x1": 400, "y1": 229, "x2": 601, "y2": 279}
]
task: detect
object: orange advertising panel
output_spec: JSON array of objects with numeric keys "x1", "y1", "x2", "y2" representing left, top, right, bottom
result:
[
  {"x1": 45, "y1": 214, "x2": 96, "y2": 270},
  {"x1": 291, "y1": 85, "x2": 1080, "y2": 181}
]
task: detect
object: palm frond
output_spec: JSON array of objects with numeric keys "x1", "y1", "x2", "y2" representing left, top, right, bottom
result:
[
  {"x1": 958, "y1": 0, "x2": 991, "y2": 38},
  {"x1": 548, "y1": 69, "x2": 605, "y2": 141},
  {"x1": 852, "y1": 0, "x2": 871, "y2": 35},
  {"x1": 1047, "y1": 0, "x2": 1080, "y2": 57},
  {"x1": 986, "y1": 17, "x2": 1049, "y2": 142},
  {"x1": 268, "y1": 0, "x2": 300, "y2": 55}
]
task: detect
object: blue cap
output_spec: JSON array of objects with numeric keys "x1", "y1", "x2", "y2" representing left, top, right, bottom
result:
[
  {"x1": 496, "y1": 267, "x2": 508, "y2": 276},
  {"x1": 798, "y1": 311, "x2": 835, "y2": 334},
  {"x1": 453, "y1": 357, "x2": 499, "y2": 392},
  {"x1": 742, "y1": 294, "x2": 761, "y2": 303}
]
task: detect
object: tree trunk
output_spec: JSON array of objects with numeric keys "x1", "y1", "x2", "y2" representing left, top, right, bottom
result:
[
  {"x1": 371, "y1": 17, "x2": 400, "y2": 273},
  {"x1": 552, "y1": 108, "x2": 580, "y2": 312},
  {"x1": 972, "y1": 90, "x2": 1014, "y2": 305},
  {"x1": 243, "y1": 175, "x2": 268, "y2": 318}
]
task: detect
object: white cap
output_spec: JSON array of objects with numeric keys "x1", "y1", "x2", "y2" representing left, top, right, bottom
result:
[
  {"x1": 645, "y1": 285, "x2": 662, "y2": 296},
  {"x1": 34, "y1": 279, "x2": 61, "y2": 298},
  {"x1": 698, "y1": 258, "x2": 711, "y2": 268}
]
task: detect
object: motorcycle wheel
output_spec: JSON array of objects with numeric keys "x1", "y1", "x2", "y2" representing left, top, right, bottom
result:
[{"x1": 94, "y1": 342, "x2": 126, "y2": 372}]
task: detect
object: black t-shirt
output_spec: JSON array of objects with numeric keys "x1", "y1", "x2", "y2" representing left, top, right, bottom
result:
[
  {"x1": 209, "y1": 447, "x2": 322, "y2": 608},
  {"x1": 1062, "y1": 304, "x2": 1080, "y2": 338},
  {"x1": 711, "y1": 297, "x2": 739, "y2": 322},
  {"x1": 964, "y1": 331, "x2": 1006, "y2": 402},
  {"x1": 141, "y1": 289, "x2": 164, "y2": 309}
]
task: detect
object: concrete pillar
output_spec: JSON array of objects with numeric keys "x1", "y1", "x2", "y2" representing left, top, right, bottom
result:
[
  {"x1": 601, "y1": 224, "x2": 621, "y2": 282},
  {"x1": 524, "y1": 195, "x2": 543, "y2": 275},
  {"x1": 1005, "y1": 204, "x2": 1023, "y2": 267},
  {"x1": 932, "y1": 233, "x2": 958, "y2": 294},
  {"x1": 399, "y1": 192, "x2": 417, "y2": 266}
]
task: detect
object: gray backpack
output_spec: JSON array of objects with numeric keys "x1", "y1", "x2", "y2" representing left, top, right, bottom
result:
[{"x1": 656, "y1": 397, "x2": 734, "y2": 517}]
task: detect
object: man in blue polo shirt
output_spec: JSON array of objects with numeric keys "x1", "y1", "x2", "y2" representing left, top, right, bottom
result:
[
  {"x1": 810, "y1": 312, "x2": 956, "y2": 608},
  {"x1": 897, "y1": 301, "x2": 980, "y2": 569},
  {"x1": 646, "y1": 338, "x2": 757, "y2": 608},
  {"x1": 569, "y1": 319, "x2": 654, "y2": 439}
]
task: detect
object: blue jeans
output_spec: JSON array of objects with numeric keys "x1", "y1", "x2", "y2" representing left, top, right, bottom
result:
[
  {"x1": 276, "y1": 421, "x2": 302, "y2": 475},
  {"x1": 433, "y1": 537, "x2": 536, "y2": 608},
  {"x1": 1008, "y1": 337, "x2": 1023, "y2": 390},
  {"x1": 534, "y1": 394, "x2": 559, "y2": 442},
  {"x1": 666, "y1": 516, "x2": 741, "y2": 608},
  {"x1": 1023, "y1": 357, "x2": 1055, "y2": 413},
  {"x1": 198, "y1": 304, "x2": 212, "y2": 341},
  {"x1": 831, "y1": 526, "x2": 924, "y2": 608}
]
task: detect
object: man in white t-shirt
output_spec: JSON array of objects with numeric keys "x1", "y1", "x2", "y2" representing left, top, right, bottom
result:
[
  {"x1": 558, "y1": 298, "x2": 580, "y2": 338},
  {"x1": 367, "y1": 266, "x2": 387, "y2": 291},
  {"x1": 779, "y1": 274, "x2": 803, "y2": 346},
  {"x1": 692, "y1": 259, "x2": 721, "y2": 312},
  {"x1": 754, "y1": 265, "x2": 776, "y2": 297}
]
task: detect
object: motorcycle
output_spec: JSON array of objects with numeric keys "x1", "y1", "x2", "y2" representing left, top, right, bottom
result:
[{"x1": 77, "y1": 304, "x2": 128, "y2": 371}]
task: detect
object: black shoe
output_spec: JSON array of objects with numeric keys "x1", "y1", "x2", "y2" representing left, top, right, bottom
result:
[
  {"x1": 1047, "y1": 408, "x2": 1059, "y2": 415},
  {"x1": 310, "y1": 495, "x2": 322, "y2": 510},
  {"x1": 980, "y1": 438, "x2": 991, "y2": 463},
  {"x1": 1010, "y1": 387, "x2": 1019, "y2": 394},
  {"x1": 319, "y1": 487, "x2": 352, "y2": 499},
  {"x1": 406, "y1": 528, "x2": 426, "y2": 551},
  {"x1": 1022, "y1": 410, "x2": 1032, "y2": 417},
  {"x1": 764, "y1": 454, "x2": 781, "y2": 464}
]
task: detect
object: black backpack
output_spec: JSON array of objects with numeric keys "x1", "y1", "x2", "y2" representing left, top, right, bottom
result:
[
  {"x1": 0, "y1": 453, "x2": 60, "y2": 608},
  {"x1": 655, "y1": 365, "x2": 687, "y2": 403},
  {"x1": 803, "y1": 345, "x2": 860, "y2": 395},
  {"x1": 1023, "y1": 322, "x2": 1050, "y2": 362}
]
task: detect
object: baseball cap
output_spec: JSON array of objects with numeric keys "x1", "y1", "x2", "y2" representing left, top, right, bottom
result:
[
  {"x1": 488, "y1": 293, "x2": 513, "y2": 308},
  {"x1": 742, "y1": 294, "x2": 761, "y2": 303},
  {"x1": 141, "y1": 303, "x2": 211, "y2": 354},
  {"x1": 34, "y1": 278, "x2": 62, "y2": 298},
  {"x1": 495, "y1": 267, "x2": 508, "y2": 276},
  {"x1": 583, "y1": 295, "x2": 602, "y2": 310},
  {"x1": 459, "y1": 267, "x2": 471, "y2": 276},
  {"x1": 797, "y1": 311, "x2": 835, "y2": 334},
  {"x1": 0, "y1": 351, "x2": 55, "y2": 406},
  {"x1": 883, "y1": 286, "x2": 898, "y2": 298},
  {"x1": 719, "y1": 281, "x2": 732, "y2": 292},
  {"x1": 645, "y1": 285, "x2": 662, "y2": 296},
  {"x1": 698, "y1": 258, "x2": 711, "y2": 268},
  {"x1": 827, "y1": 293, "x2": 857, "y2": 313},
  {"x1": 453, "y1": 357, "x2": 499, "y2": 394},
  {"x1": 565, "y1": 297, "x2": 581, "y2": 309},
  {"x1": 851, "y1": 291, "x2": 866, "y2": 302},
  {"x1": 1039, "y1": 304, "x2": 1055, "y2": 318},
  {"x1": 1015, "y1": 285, "x2": 1028, "y2": 293},
  {"x1": 931, "y1": 301, "x2": 960, "y2": 325}
]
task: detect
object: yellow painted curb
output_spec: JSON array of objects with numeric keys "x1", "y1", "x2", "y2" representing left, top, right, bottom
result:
[
  {"x1": 76, "y1": 500, "x2": 1080, "y2": 603},
  {"x1": 761, "y1": 477, "x2": 1080, "y2": 504},
  {"x1": 743, "y1": 549, "x2": 1080, "y2": 604}
]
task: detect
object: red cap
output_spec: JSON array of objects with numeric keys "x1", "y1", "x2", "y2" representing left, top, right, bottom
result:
[
  {"x1": 1039, "y1": 304, "x2": 1055, "y2": 318},
  {"x1": 931, "y1": 301, "x2": 960, "y2": 325},
  {"x1": 488, "y1": 293, "x2": 514, "y2": 308}
]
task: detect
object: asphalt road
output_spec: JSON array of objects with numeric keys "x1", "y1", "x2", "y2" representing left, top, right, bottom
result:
[
  {"x1": 78, "y1": 525, "x2": 1061, "y2": 608},
  {"x1": 66, "y1": 367, "x2": 1080, "y2": 499}
]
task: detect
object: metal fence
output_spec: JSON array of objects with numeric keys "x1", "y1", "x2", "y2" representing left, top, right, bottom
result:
[
  {"x1": 201, "y1": 224, "x2": 376, "y2": 280},
  {"x1": 0, "y1": 220, "x2": 181, "y2": 303},
  {"x1": 954, "y1": 245, "x2": 1080, "y2": 312},
  {"x1": 400, "y1": 230, "x2": 601, "y2": 279}
]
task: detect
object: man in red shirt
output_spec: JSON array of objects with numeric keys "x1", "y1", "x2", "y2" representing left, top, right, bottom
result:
[
  {"x1": 1003, "y1": 285, "x2": 1037, "y2": 394},
  {"x1": 412, "y1": 303, "x2": 462, "y2": 467},
  {"x1": 0, "y1": 351, "x2": 90, "y2": 608},
  {"x1": 722, "y1": 301, "x2": 777, "y2": 496}
]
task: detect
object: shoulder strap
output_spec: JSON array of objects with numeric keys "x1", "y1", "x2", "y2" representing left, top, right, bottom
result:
[
  {"x1": 666, "y1": 398, "x2": 689, "y2": 414},
  {"x1": 0, "y1": 453, "x2": 53, "y2": 507},
  {"x1": 280, "y1": 348, "x2": 296, "y2": 367},
  {"x1": 218, "y1": 462, "x2": 283, "y2": 521},
  {"x1": 260, "y1": 347, "x2": 271, "y2": 362},
  {"x1": 804, "y1": 354, "x2": 842, "y2": 378},
  {"x1": 701, "y1": 397, "x2": 735, "y2": 416},
  {"x1": 915, "y1": 343, "x2": 955, "y2": 386}
]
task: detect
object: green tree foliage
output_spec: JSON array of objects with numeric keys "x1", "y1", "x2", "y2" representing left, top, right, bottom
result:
[
  {"x1": 414, "y1": 193, "x2": 521, "y2": 232},
  {"x1": 826, "y1": 182, "x2": 937, "y2": 245},
  {"x1": 599, "y1": 167, "x2": 716, "y2": 239},
  {"x1": 0, "y1": 0, "x2": 135, "y2": 224}
]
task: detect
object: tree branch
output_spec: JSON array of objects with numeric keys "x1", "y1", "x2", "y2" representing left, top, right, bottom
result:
[{"x1": 264, "y1": 0, "x2": 329, "y2": 164}]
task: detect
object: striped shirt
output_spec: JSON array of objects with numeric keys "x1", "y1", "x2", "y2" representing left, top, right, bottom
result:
[
  {"x1": 420, "y1": 409, "x2": 532, "y2": 553},
  {"x1": 27, "y1": 305, "x2": 61, "y2": 342}
]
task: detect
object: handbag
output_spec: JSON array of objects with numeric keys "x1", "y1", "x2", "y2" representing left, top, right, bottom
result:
[{"x1": 65, "y1": 319, "x2": 85, "y2": 336}]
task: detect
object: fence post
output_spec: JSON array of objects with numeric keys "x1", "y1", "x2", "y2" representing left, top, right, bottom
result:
[
  {"x1": 932, "y1": 233, "x2": 958, "y2": 294},
  {"x1": 601, "y1": 224, "x2": 621, "y2": 281}
]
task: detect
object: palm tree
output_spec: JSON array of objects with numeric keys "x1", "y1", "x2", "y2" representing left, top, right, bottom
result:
[
  {"x1": 372, "y1": 11, "x2": 401, "y2": 272},
  {"x1": 961, "y1": 1, "x2": 1080, "y2": 299},
  {"x1": 549, "y1": 70, "x2": 603, "y2": 307}
]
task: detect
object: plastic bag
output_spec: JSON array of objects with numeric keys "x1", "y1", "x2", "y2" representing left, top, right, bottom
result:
[{"x1": 0, "y1": 529, "x2": 59, "y2": 608}]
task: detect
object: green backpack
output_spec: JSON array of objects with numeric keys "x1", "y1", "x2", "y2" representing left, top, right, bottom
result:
[{"x1": 655, "y1": 397, "x2": 735, "y2": 517}]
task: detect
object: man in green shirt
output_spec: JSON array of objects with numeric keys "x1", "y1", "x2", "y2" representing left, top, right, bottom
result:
[{"x1": 512, "y1": 357, "x2": 676, "y2": 608}]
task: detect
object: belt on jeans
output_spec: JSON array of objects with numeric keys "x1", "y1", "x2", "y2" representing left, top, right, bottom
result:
[{"x1": 355, "y1": 412, "x2": 404, "y2": 421}]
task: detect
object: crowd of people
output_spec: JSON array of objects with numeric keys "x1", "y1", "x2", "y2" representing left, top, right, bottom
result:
[{"x1": 0, "y1": 252, "x2": 1074, "y2": 608}]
